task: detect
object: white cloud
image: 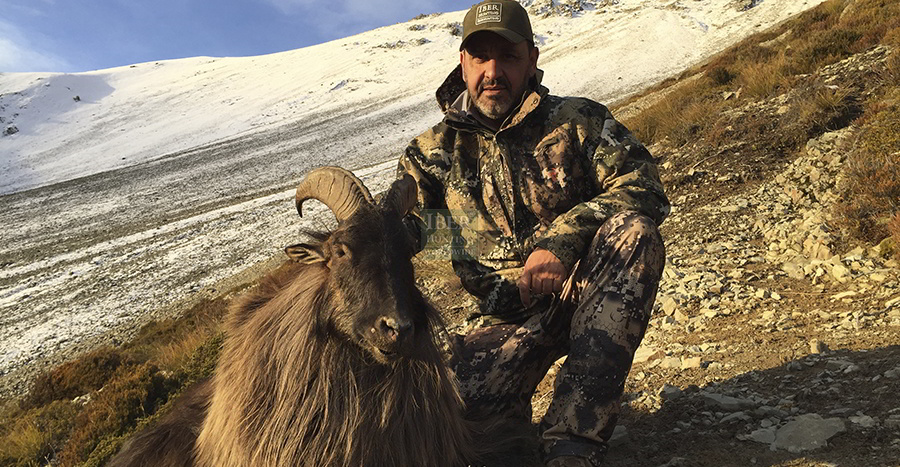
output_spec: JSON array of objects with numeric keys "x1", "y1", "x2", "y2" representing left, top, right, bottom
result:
[{"x1": 0, "y1": 20, "x2": 71, "y2": 72}]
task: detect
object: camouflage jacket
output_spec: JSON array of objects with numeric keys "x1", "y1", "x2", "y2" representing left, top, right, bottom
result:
[{"x1": 398, "y1": 65, "x2": 669, "y2": 321}]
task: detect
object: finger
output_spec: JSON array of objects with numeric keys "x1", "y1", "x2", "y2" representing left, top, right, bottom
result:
[
  {"x1": 540, "y1": 277, "x2": 554, "y2": 295},
  {"x1": 518, "y1": 272, "x2": 532, "y2": 308},
  {"x1": 552, "y1": 277, "x2": 564, "y2": 293}
]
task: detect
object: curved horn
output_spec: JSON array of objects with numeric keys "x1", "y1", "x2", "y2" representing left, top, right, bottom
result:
[
  {"x1": 295, "y1": 167, "x2": 374, "y2": 221},
  {"x1": 381, "y1": 174, "x2": 418, "y2": 216}
]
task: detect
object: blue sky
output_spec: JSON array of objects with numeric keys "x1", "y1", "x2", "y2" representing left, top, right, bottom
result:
[{"x1": 0, "y1": 0, "x2": 471, "y2": 73}]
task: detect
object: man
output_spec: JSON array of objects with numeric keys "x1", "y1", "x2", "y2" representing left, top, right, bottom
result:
[{"x1": 397, "y1": 1, "x2": 669, "y2": 465}]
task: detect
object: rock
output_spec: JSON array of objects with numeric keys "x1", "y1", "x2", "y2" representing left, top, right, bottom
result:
[
  {"x1": 825, "y1": 359, "x2": 854, "y2": 372},
  {"x1": 773, "y1": 414, "x2": 845, "y2": 453},
  {"x1": 831, "y1": 291, "x2": 858, "y2": 300},
  {"x1": 634, "y1": 345, "x2": 664, "y2": 364},
  {"x1": 810, "y1": 339, "x2": 828, "y2": 354},
  {"x1": 3, "y1": 125, "x2": 18, "y2": 136},
  {"x1": 884, "y1": 415, "x2": 900, "y2": 429},
  {"x1": 831, "y1": 263, "x2": 851, "y2": 281},
  {"x1": 720, "y1": 411, "x2": 750, "y2": 423},
  {"x1": 702, "y1": 392, "x2": 755, "y2": 411},
  {"x1": 659, "y1": 384, "x2": 684, "y2": 400},
  {"x1": 782, "y1": 261, "x2": 807, "y2": 279},
  {"x1": 656, "y1": 457, "x2": 687, "y2": 467},
  {"x1": 749, "y1": 427, "x2": 777, "y2": 444},
  {"x1": 661, "y1": 316, "x2": 678, "y2": 329},
  {"x1": 849, "y1": 414, "x2": 877, "y2": 428},
  {"x1": 661, "y1": 296, "x2": 679, "y2": 316},
  {"x1": 609, "y1": 424, "x2": 629, "y2": 447},
  {"x1": 681, "y1": 357, "x2": 703, "y2": 370},
  {"x1": 661, "y1": 357, "x2": 682, "y2": 369}
]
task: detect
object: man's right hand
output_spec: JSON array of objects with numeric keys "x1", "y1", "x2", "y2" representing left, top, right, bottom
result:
[{"x1": 517, "y1": 248, "x2": 567, "y2": 308}]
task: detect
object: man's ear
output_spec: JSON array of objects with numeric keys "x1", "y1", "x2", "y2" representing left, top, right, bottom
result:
[
  {"x1": 284, "y1": 243, "x2": 326, "y2": 264},
  {"x1": 459, "y1": 50, "x2": 467, "y2": 81}
]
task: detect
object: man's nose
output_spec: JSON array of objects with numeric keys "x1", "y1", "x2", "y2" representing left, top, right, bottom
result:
[{"x1": 483, "y1": 58, "x2": 500, "y2": 80}]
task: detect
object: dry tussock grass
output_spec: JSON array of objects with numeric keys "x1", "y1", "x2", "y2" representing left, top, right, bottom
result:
[{"x1": 836, "y1": 98, "x2": 900, "y2": 252}]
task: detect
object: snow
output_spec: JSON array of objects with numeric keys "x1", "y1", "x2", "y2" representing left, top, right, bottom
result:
[
  {"x1": 0, "y1": 0, "x2": 824, "y2": 195},
  {"x1": 0, "y1": 0, "x2": 826, "y2": 394}
]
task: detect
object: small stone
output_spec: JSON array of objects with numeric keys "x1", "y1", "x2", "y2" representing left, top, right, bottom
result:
[
  {"x1": 831, "y1": 291, "x2": 857, "y2": 300},
  {"x1": 682, "y1": 357, "x2": 703, "y2": 370},
  {"x1": 849, "y1": 414, "x2": 877, "y2": 428},
  {"x1": 661, "y1": 296, "x2": 679, "y2": 316},
  {"x1": 609, "y1": 425, "x2": 629, "y2": 447},
  {"x1": 634, "y1": 345, "x2": 664, "y2": 364},
  {"x1": 702, "y1": 392, "x2": 755, "y2": 411},
  {"x1": 773, "y1": 414, "x2": 845, "y2": 453},
  {"x1": 749, "y1": 427, "x2": 777, "y2": 444},
  {"x1": 884, "y1": 415, "x2": 900, "y2": 429},
  {"x1": 825, "y1": 359, "x2": 853, "y2": 372},
  {"x1": 831, "y1": 263, "x2": 850, "y2": 281},
  {"x1": 810, "y1": 339, "x2": 827, "y2": 354},
  {"x1": 659, "y1": 384, "x2": 684, "y2": 400},
  {"x1": 661, "y1": 357, "x2": 682, "y2": 369},
  {"x1": 656, "y1": 457, "x2": 687, "y2": 467},
  {"x1": 721, "y1": 411, "x2": 750, "y2": 423}
]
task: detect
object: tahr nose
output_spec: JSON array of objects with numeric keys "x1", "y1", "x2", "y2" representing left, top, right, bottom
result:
[{"x1": 377, "y1": 316, "x2": 412, "y2": 343}]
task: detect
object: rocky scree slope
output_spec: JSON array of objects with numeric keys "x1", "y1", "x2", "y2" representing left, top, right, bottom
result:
[{"x1": 512, "y1": 45, "x2": 900, "y2": 467}]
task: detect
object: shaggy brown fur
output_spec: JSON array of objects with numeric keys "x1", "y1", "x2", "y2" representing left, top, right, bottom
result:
[{"x1": 193, "y1": 260, "x2": 475, "y2": 466}]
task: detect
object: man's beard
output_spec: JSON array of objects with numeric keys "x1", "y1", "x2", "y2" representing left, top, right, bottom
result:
[{"x1": 474, "y1": 77, "x2": 520, "y2": 121}]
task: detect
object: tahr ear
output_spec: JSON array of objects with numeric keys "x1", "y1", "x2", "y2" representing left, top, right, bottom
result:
[{"x1": 285, "y1": 243, "x2": 326, "y2": 264}]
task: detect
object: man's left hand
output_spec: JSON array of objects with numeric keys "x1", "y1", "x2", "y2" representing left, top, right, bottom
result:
[{"x1": 518, "y1": 248, "x2": 567, "y2": 308}]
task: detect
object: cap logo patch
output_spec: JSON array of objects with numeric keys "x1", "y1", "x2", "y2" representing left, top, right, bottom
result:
[{"x1": 475, "y1": 3, "x2": 502, "y2": 25}]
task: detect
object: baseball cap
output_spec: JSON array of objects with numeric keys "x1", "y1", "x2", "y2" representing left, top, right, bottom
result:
[{"x1": 460, "y1": 0, "x2": 534, "y2": 51}]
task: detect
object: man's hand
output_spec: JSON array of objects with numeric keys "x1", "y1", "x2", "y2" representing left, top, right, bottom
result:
[{"x1": 518, "y1": 248, "x2": 567, "y2": 308}]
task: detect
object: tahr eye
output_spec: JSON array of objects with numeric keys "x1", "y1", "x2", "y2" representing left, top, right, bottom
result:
[{"x1": 332, "y1": 242, "x2": 351, "y2": 259}]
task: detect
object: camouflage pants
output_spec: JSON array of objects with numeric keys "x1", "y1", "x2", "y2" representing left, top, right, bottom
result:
[{"x1": 450, "y1": 211, "x2": 665, "y2": 466}]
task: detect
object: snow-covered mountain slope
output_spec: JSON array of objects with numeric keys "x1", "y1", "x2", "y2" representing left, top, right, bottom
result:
[{"x1": 1, "y1": 0, "x2": 823, "y2": 195}]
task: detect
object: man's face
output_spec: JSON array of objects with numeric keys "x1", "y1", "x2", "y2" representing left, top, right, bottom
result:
[{"x1": 460, "y1": 31, "x2": 539, "y2": 123}]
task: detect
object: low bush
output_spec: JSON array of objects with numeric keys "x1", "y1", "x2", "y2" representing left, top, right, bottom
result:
[
  {"x1": 23, "y1": 347, "x2": 138, "y2": 410},
  {"x1": 0, "y1": 401, "x2": 77, "y2": 466},
  {"x1": 57, "y1": 363, "x2": 178, "y2": 466},
  {"x1": 836, "y1": 102, "x2": 900, "y2": 249}
]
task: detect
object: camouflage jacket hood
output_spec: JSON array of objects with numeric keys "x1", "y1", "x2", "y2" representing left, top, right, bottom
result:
[{"x1": 398, "y1": 65, "x2": 670, "y2": 320}]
